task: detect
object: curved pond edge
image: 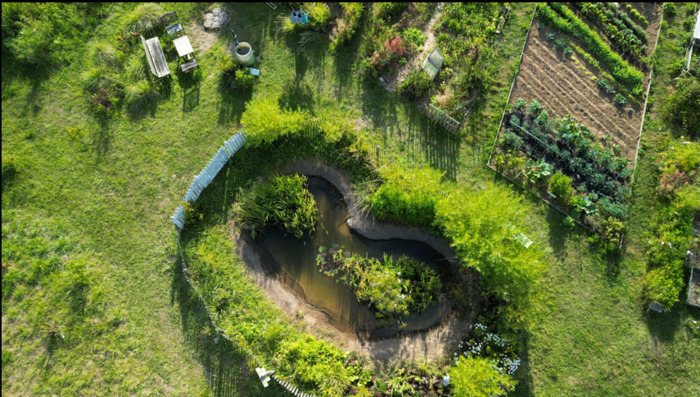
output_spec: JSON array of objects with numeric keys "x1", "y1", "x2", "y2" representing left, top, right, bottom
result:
[{"x1": 231, "y1": 157, "x2": 478, "y2": 363}]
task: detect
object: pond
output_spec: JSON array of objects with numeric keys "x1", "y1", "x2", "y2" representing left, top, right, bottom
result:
[{"x1": 254, "y1": 176, "x2": 453, "y2": 339}]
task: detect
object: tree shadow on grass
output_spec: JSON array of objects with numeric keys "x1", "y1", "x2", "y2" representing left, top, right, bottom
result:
[
  {"x1": 2, "y1": 48, "x2": 54, "y2": 115},
  {"x1": 513, "y1": 334, "x2": 534, "y2": 397},
  {"x1": 170, "y1": 254, "x2": 293, "y2": 397},
  {"x1": 217, "y1": 73, "x2": 252, "y2": 125},
  {"x1": 177, "y1": 68, "x2": 203, "y2": 114},
  {"x1": 279, "y1": 79, "x2": 315, "y2": 113},
  {"x1": 418, "y1": 116, "x2": 459, "y2": 180}
]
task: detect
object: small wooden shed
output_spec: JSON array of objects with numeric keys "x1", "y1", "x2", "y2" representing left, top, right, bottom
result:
[{"x1": 141, "y1": 36, "x2": 170, "y2": 78}]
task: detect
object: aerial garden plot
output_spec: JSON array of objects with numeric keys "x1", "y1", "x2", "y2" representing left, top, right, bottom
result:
[
  {"x1": 489, "y1": 2, "x2": 663, "y2": 243},
  {"x1": 2, "y1": 2, "x2": 700, "y2": 397}
]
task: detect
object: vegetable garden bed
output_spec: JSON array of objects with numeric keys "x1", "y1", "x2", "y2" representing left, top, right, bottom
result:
[{"x1": 489, "y1": 100, "x2": 631, "y2": 243}]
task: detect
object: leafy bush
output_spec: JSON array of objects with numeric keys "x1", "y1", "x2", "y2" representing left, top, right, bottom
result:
[
  {"x1": 449, "y1": 355, "x2": 517, "y2": 396},
  {"x1": 374, "y1": 2, "x2": 408, "y2": 20},
  {"x1": 240, "y1": 96, "x2": 309, "y2": 146},
  {"x1": 304, "y1": 2, "x2": 332, "y2": 29},
  {"x1": 401, "y1": 27, "x2": 426, "y2": 50},
  {"x1": 329, "y1": 2, "x2": 364, "y2": 52},
  {"x1": 237, "y1": 174, "x2": 318, "y2": 239},
  {"x1": 661, "y1": 77, "x2": 700, "y2": 139},
  {"x1": 397, "y1": 70, "x2": 433, "y2": 100},
  {"x1": 367, "y1": 163, "x2": 444, "y2": 228},
  {"x1": 434, "y1": 186, "x2": 544, "y2": 331},
  {"x1": 274, "y1": 335, "x2": 355, "y2": 396},
  {"x1": 662, "y1": 3, "x2": 676, "y2": 18},
  {"x1": 2, "y1": 3, "x2": 99, "y2": 67},
  {"x1": 555, "y1": 38, "x2": 567, "y2": 49},
  {"x1": 234, "y1": 68, "x2": 256, "y2": 89},
  {"x1": 549, "y1": 171, "x2": 573, "y2": 206}
]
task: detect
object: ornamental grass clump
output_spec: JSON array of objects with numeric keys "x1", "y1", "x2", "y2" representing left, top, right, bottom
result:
[{"x1": 237, "y1": 174, "x2": 318, "y2": 239}]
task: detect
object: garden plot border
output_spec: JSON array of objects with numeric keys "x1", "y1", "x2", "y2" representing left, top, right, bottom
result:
[{"x1": 486, "y1": 4, "x2": 663, "y2": 238}]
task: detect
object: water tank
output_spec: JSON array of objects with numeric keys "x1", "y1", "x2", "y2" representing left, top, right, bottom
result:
[{"x1": 234, "y1": 42, "x2": 255, "y2": 67}]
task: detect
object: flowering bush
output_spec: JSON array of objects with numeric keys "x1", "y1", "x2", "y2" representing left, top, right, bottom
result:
[{"x1": 454, "y1": 323, "x2": 521, "y2": 376}]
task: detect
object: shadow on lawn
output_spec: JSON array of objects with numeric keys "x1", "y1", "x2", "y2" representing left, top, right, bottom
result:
[
  {"x1": 513, "y1": 334, "x2": 534, "y2": 397},
  {"x1": 171, "y1": 254, "x2": 293, "y2": 397}
]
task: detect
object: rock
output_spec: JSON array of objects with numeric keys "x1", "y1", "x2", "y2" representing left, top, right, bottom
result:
[
  {"x1": 205, "y1": 13, "x2": 214, "y2": 20},
  {"x1": 213, "y1": 7, "x2": 221, "y2": 16},
  {"x1": 204, "y1": 19, "x2": 213, "y2": 29}
]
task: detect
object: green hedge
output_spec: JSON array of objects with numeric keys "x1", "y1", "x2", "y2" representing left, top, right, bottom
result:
[{"x1": 538, "y1": 3, "x2": 644, "y2": 95}]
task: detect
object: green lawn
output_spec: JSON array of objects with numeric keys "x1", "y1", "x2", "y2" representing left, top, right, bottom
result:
[{"x1": 2, "y1": 2, "x2": 698, "y2": 396}]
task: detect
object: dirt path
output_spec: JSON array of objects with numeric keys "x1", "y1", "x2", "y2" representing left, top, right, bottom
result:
[
  {"x1": 384, "y1": 3, "x2": 444, "y2": 92},
  {"x1": 231, "y1": 158, "x2": 478, "y2": 366}
]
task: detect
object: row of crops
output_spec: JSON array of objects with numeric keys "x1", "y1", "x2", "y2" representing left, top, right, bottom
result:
[{"x1": 492, "y1": 99, "x2": 631, "y2": 244}]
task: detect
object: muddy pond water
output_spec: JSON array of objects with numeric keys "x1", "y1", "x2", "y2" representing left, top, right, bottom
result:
[{"x1": 255, "y1": 176, "x2": 452, "y2": 339}]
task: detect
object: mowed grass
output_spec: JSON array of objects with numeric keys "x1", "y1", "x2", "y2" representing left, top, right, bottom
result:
[{"x1": 2, "y1": 2, "x2": 698, "y2": 396}]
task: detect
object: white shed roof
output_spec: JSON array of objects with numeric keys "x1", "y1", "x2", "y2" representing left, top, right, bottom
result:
[{"x1": 695, "y1": 10, "x2": 700, "y2": 41}]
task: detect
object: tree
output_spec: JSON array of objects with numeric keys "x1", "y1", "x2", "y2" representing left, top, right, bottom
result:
[
  {"x1": 661, "y1": 77, "x2": 700, "y2": 139},
  {"x1": 449, "y1": 355, "x2": 516, "y2": 397}
]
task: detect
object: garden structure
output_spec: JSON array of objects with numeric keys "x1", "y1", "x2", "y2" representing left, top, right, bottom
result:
[{"x1": 488, "y1": 2, "x2": 663, "y2": 242}]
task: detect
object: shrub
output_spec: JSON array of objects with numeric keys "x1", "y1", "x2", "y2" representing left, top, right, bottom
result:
[
  {"x1": 434, "y1": 186, "x2": 544, "y2": 331},
  {"x1": 374, "y1": 2, "x2": 408, "y2": 20},
  {"x1": 304, "y1": 2, "x2": 331, "y2": 29},
  {"x1": 240, "y1": 96, "x2": 309, "y2": 146},
  {"x1": 513, "y1": 98, "x2": 527, "y2": 111},
  {"x1": 329, "y1": 2, "x2": 364, "y2": 51},
  {"x1": 3, "y1": 3, "x2": 84, "y2": 66},
  {"x1": 643, "y1": 263, "x2": 684, "y2": 310},
  {"x1": 661, "y1": 77, "x2": 700, "y2": 139},
  {"x1": 564, "y1": 47, "x2": 573, "y2": 57},
  {"x1": 555, "y1": 38, "x2": 567, "y2": 49},
  {"x1": 662, "y1": 3, "x2": 676, "y2": 18},
  {"x1": 449, "y1": 355, "x2": 517, "y2": 397},
  {"x1": 234, "y1": 68, "x2": 256, "y2": 89},
  {"x1": 367, "y1": 163, "x2": 444, "y2": 228},
  {"x1": 274, "y1": 335, "x2": 354, "y2": 396},
  {"x1": 237, "y1": 174, "x2": 318, "y2": 239},
  {"x1": 401, "y1": 27, "x2": 426, "y2": 50},
  {"x1": 549, "y1": 171, "x2": 573, "y2": 206},
  {"x1": 397, "y1": 70, "x2": 432, "y2": 99}
]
